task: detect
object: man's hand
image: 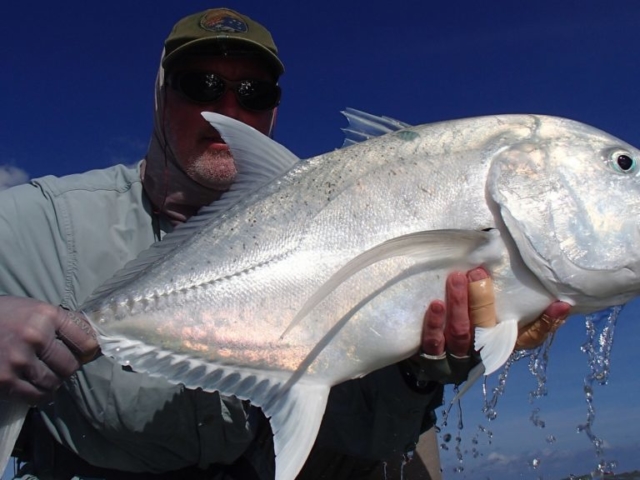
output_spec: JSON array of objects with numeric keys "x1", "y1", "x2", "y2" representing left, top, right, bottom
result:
[
  {"x1": 404, "y1": 268, "x2": 571, "y2": 386},
  {"x1": 0, "y1": 296, "x2": 99, "y2": 404},
  {"x1": 515, "y1": 301, "x2": 570, "y2": 350}
]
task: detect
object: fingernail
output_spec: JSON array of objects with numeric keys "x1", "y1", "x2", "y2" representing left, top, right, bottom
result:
[
  {"x1": 451, "y1": 272, "x2": 467, "y2": 289},
  {"x1": 468, "y1": 267, "x2": 488, "y2": 282},
  {"x1": 430, "y1": 302, "x2": 444, "y2": 314}
]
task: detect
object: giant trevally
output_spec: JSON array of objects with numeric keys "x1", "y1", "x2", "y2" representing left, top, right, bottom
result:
[{"x1": 3, "y1": 110, "x2": 640, "y2": 479}]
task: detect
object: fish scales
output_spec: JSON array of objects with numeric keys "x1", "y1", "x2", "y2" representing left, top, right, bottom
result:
[{"x1": 87, "y1": 116, "x2": 538, "y2": 373}]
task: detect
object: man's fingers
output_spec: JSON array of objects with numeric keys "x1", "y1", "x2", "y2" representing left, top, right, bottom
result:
[
  {"x1": 22, "y1": 358, "x2": 63, "y2": 392},
  {"x1": 1, "y1": 379, "x2": 53, "y2": 406},
  {"x1": 53, "y1": 309, "x2": 100, "y2": 364},
  {"x1": 515, "y1": 301, "x2": 571, "y2": 350},
  {"x1": 468, "y1": 268, "x2": 496, "y2": 329},
  {"x1": 421, "y1": 300, "x2": 446, "y2": 356},
  {"x1": 444, "y1": 271, "x2": 472, "y2": 357},
  {"x1": 39, "y1": 338, "x2": 82, "y2": 377},
  {"x1": 542, "y1": 301, "x2": 571, "y2": 325}
]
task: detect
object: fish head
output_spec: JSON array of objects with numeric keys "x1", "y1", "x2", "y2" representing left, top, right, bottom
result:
[{"x1": 488, "y1": 115, "x2": 640, "y2": 310}]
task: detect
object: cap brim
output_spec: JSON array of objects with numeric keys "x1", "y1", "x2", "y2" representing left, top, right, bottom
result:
[{"x1": 162, "y1": 37, "x2": 284, "y2": 76}]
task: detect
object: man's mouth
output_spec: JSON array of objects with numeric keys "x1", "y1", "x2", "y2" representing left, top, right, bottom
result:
[{"x1": 201, "y1": 133, "x2": 228, "y2": 148}]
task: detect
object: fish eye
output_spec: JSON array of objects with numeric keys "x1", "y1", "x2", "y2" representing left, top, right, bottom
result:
[{"x1": 607, "y1": 149, "x2": 637, "y2": 174}]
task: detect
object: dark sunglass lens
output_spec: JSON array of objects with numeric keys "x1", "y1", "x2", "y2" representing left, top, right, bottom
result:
[
  {"x1": 179, "y1": 72, "x2": 225, "y2": 103},
  {"x1": 236, "y1": 80, "x2": 281, "y2": 111}
]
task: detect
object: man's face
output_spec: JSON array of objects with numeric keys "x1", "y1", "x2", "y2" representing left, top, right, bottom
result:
[{"x1": 163, "y1": 55, "x2": 277, "y2": 191}]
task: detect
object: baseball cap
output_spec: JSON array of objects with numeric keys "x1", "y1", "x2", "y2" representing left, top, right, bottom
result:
[{"x1": 163, "y1": 8, "x2": 284, "y2": 76}]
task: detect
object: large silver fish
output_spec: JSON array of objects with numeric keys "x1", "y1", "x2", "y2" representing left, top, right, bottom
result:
[{"x1": 3, "y1": 110, "x2": 640, "y2": 479}]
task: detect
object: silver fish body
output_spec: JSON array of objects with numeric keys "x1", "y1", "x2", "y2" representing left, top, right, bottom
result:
[{"x1": 3, "y1": 111, "x2": 640, "y2": 479}]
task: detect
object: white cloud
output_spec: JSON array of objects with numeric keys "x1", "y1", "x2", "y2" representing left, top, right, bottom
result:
[
  {"x1": 0, "y1": 165, "x2": 29, "y2": 190},
  {"x1": 486, "y1": 451, "x2": 519, "y2": 466}
]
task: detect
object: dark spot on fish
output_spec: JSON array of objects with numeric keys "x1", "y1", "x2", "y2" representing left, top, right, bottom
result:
[{"x1": 394, "y1": 130, "x2": 420, "y2": 142}]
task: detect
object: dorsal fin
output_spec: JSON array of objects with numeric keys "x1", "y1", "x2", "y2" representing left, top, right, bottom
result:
[
  {"x1": 82, "y1": 113, "x2": 299, "y2": 307},
  {"x1": 341, "y1": 108, "x2": 412, "y2": 147}
]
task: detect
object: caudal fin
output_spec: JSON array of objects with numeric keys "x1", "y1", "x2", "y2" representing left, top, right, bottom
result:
[{"x1": 262, "y1": 382, "x2": 330, "y2": 480}]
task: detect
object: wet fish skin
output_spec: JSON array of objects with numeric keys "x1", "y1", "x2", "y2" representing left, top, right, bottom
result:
[
  {"x1": 3, "y1": 110, "x2": 640, "y2": 479},
  {"x1": 89, "y1": 112, "x2": 640, "y2": 480}
]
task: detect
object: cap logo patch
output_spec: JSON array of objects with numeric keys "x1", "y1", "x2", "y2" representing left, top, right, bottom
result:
[{"x1": 200, "y1": 11, "x2": 248, "y2": 33}]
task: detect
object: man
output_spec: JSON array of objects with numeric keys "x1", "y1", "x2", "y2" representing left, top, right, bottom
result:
[{"x1": 0, "y1": 8, "x2": 569, "y2": 480}]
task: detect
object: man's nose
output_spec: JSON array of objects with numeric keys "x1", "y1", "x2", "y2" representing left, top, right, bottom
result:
[{"x1": 213, "y1": 90, "x2": 241, "y2": 119}]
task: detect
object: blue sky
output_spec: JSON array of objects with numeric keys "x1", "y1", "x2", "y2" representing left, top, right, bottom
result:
[{"x1": 3, "y1": 1, "x2": 640, "y2": 478}]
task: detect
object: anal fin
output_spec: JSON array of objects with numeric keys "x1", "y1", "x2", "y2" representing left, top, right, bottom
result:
[{"x1": 262, "y1": 382, "x2": 330, "y2": 480}]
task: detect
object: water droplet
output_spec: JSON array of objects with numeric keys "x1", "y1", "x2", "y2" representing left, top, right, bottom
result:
[
  {"x1": 529, "y1": 407, "x2": 546, "y2": 429},
  {"x1": 481, "y1": 350, "x2": 526, "y2": 421},
  {"x1": 578, "y1": 306, "x2": 622, "y2": 476}
]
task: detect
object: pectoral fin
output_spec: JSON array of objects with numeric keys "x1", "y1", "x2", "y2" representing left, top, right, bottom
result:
[{"x1": 281, "y1": 229, "x2": 501, "y2": 339}]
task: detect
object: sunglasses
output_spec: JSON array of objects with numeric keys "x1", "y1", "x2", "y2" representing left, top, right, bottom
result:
[{"x1": 167, "y1": 71, "x2": 281, "y2": 112}]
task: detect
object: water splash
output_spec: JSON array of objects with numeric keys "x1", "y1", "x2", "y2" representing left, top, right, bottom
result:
[
  {"x1": 439, "y1": 386, "x2": 468, "y2": 474},
  {"x1": 481, "y1": 349, "x2": 526, "y2": 420},
  {"x1": 576, "y1": 306, "x2": 622, "y2": 477},
  {"x1": 526, "y1": 331, "x2": 556, "y2": 403},
  {"x1": 379, "y1": 446, "x2": 420, "y2": 480},
  {"x1": 399, "y1": 450, "x2": 413, "y2": 480},
  {"x1": 476, "y1": 424, "x2": 493, "y2": 445},
  {"x1": 438, "y1": 307, "x2": 622, "y2": 477}
]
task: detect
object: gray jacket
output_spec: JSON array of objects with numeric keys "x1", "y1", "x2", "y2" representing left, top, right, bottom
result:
[{"x1": 0, "y1": 163, "x2": 440, "y2": 475}]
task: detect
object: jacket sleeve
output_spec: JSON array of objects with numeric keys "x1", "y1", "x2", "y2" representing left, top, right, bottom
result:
[
  {"x1": 0, "y1": 180, "x2": 255, "y2": 472},
  {"x1": 0, "y1": 182, "x2": 69, "y2": 301}
]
